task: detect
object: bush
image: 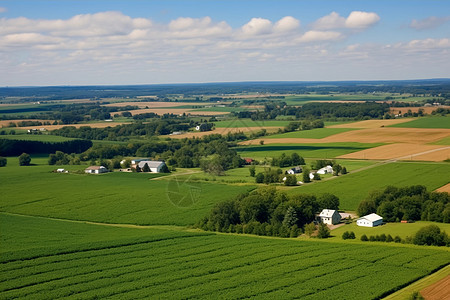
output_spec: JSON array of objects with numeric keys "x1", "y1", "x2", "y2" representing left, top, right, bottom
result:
[
  {"x1": 0, "y1": 156, "x2": 6, "y2": 167},
  {"x1": 361, "y1": 234, "x2": 368, "y2": 241},
  {"x1": 317, "y1": 223, "x2": 330, "y2": 239},
  {"x1": 394, "y1": 235, "x2": 402, "y2": 243},
  {"x1": 386, "y1": 234, "x2": 394, "y2": 242},
  {"x1": 255, "y1": 173, "x2": 264, "y2": 183},
  {"x1": 369, "y1": 235, "x2": 376, "y2": 242},
  {"x1": 18, "y1": 153, "x2": 31, "y2": 166},
  {"x1": 413, "y1": 225, "x2": 448, "y2": 246}
]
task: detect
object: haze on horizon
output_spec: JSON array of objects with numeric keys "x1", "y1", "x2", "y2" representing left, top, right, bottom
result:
[{"x1": 0, "y1": 0, "x2": 449, "y2": 86}]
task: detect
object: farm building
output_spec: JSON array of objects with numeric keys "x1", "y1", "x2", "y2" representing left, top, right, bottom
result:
[
  {"x1": 56, "y1": 168, "x2": 66, "y2": 173},
  {"x1": 318, "y1": 209, "x2": 341, "y2": 225},
  {"x1": 195, "y1": 123, "x2": 212, "y2": 131},
  {"x1": 287, "y1": 166, "x2": 302, "y2": 174},
  {"x1": 357, "y1": 213, "x2": 383, "y2": 227},
  {"x1": 137, "y1": 160, "x2": 166, "y2": 173},
  {"x1": 317, "y1": 165, "x2": 333, "y2": 175},
  {"x1": 131, "y1": 158, "x2": 149, "y2": 165},
  {"x1": 85, "y1": 166, "x2": 108, "y2": 174},
  {"x1": 243, "y1": 158, "x2": 254, "y2": 165}
]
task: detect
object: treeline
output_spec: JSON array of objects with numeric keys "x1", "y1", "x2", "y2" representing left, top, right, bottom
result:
[
  {"x1": 235, "y1": 102, "x2": 390, "y2": 120},
  {"x1": 0, "y1": 139, "x2": 92, "y2": 156},
  {"x1": 195, "y1": 187, "x2": 340, "y2": 238},
  {"x1": 357, "y1": 185, "x2": 449, "y2": 223}
]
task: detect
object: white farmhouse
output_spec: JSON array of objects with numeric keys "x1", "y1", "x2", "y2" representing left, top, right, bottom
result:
[
  {"x1": 318, "y1": 209, "x2": 341, "y2": 225},
  {"x1": 317, "y1": 165, "x2": 333, "y2": 175},
  {"x1": 357, "y1": 213, "x2": 383, "y2": 227},
  {"x1": 137, "y1": 160, "x2": 166, "y2": 173},
  {"x1": 85, "y1": 166, "x2": 108, "y2": 174}
]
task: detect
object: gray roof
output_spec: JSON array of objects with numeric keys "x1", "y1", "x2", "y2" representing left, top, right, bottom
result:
[{"x1": 138, "y1": 161, "x2": 165, "y2": 168}]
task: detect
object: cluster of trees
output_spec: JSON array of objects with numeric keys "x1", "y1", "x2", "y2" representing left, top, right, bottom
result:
[
  {"x1": 235, "y1": 102, "x2": 390, "y2": 121},
  {"x1": 255, "y1": 168, "x2": 283, "y2": 184},
  {"x1": 48, "y1": 151, "x2": 81, "y2": 165},
  {"x1": 342, "y1": 231, "x2": 356, "y2": 240},
  {"x1": 310, "y1": 159, "x2": 347, "y2": 176},
  {"x1": 283, "y1": 120, "x2": 324, "y2": 132},
  {"x1": 53, "y1": 119, "x2": 192, "y2": 140},
  {"x1": 79, "y1": 135, "x2": 244, "y2": 174},
  {"x1": 271, "y1": 153, "x2": 305, "y2": 167},
  {"x1": 357, "y1": 185, "x2": 449, "y2": 223},
  {"x1": 196, "y1": 187, "x2": 339, "y2": 238},
  {"x1": 0, "y1": 139, "x2": 92, "y2": 156}
]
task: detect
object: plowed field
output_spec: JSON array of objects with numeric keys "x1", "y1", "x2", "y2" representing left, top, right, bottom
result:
[
  {"x1": 338, "y1": 144, "x2": 450, "y2": 161},
  {"x1": 103, "y1": 101, "x2": 208, "y2": 108},
  {"x1": 127, "y1": 108, "x2": 229, "y2": 116},
  {"x1": 327, "y1": 119, "x2": 415, "y2": 128},
  {"x1": 420, "y1": 275, "x2": 450, "y2": 300},
  {"x1": 436, "y1": 183, "x2": 450, "y2": 193},
  {"x1": 169, "y1": 127, "x2": 280, "y2": 139},
  {"x1": 390, "y1": 106, "x2": 450, "y2": 115}
]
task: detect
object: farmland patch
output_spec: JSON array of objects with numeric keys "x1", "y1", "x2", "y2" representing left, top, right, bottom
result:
[
  {"x1": 328, "y1": 119, "x2": 415, "y2": 129},
  {"x1": 388, "y1": 116, "x2": 450, "y2": 129}
]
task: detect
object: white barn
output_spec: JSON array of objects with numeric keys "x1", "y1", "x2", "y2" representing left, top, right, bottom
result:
[
  {"x1": 318, "y1": 209, "x2": 341, "y2": 225},
  {"x1": 137, "y1": 161, "x2": 166, "y2": 173},
  {"x1": 357, "y1": 213, "x2": 383, "y2": 227},
  {"x1": 317, "y1": 165, "x2": 333, "y2": 175},
  {"x1": 85, "y1": 166, "x2": 108, "y2": 174}
]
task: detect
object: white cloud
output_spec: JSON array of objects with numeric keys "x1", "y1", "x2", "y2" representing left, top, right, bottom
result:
[
  {"x1": 0, "y1": 7, "x2": 6, "y2": 13},
  {"x1": 409, "y1": 16, "x2": 450, "y2": 30},
  {"x1": 345, "y1": 11, "x2": 380, "y2": 29},
  {"x1": 298, "y1": 30, "x2": 342, "y2": 43},
  {"x1": 241, "y1": 18, "x2": 273, "y2": 36},
  {"x1": 168, "y1": 17, "x2": 232, "y2": 38},
  {"x1": 312, "y1": 11, "x2": 380, "y2": 30},
  {"x1": 311, "y1": 12, "x2": 345, "y2": 30},
  {"x1": 273, "y1": 16, "x2": 300, "y2": 33}
]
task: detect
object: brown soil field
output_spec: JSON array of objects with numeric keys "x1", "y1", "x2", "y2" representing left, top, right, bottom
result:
[
  {"x1": 103, "y1": 101, "x2": 208, "y2": 108},
  {"x1": 420, "y1": 275, "x2": 450, "y2": 300},
  {"x1": 127, "y1": 108, "x2": 229, "y2": 116},
  {"x1": 168, "y1": 127, "x2": 280, "y2": 139},
  {"x1": 338, "y1": 144, "x2": 450, "y2": 161},
  {"x1": 241, "y1": 128, "x2": 450, "y2": 145},
  {"x1": 390, "y1": 106, "x2": 450, "y2": 115},
  {"x1": 328, "y1": 119, "x2": 415, "y2": 128},
  {"x1": 436, "y1": 183, "x2": 450, "y2": 193},
  {"x1": 0, "y1": 119, "x2": 56, "y2": 128},
  {"x1": 18, "y1": 122, "x2": 130, "y2": 131}
]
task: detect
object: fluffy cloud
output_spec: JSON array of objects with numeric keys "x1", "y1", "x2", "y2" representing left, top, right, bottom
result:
[
  {"x1": 241, "y1": 18, "x2": 273, "y2": 36},
  {"x1": 312, "y1": 11, "x2": 380, "y2": 30},
  {"x1": 409, "y1": 16, "x2": 450, "y2": 30},
  {"x1": 298, "y1": 31, "x2": 342, "y2": 43},
  {"x1": 273, "y1": 16, "x2": 300, "y2": 33}
]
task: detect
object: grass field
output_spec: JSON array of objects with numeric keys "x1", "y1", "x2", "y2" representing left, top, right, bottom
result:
[
  {"x1": 1, "y1": 213, "x2": 448, "y2": 299},
  {"x1": 0, "y1": 134, "x2": 76, "y2": 142},
  {"x1": 267, "y1": 128, "x2": 356, "y2": 139},
  {"x1": 433, "y1": 136, "x2": 450, "y2": 145},
  {"x1": 389, "y1": 116, "x2": 450, "y2": 129},
  {"x1": 287, "y1": 162, "x2": 450, "y2": 210},
  {"x1": 330, "y1": 221, "x2": 450, "y2": 241},
  {"x1": 236, "y1": 142, "x2": 383, "y2": 159},
  {"x1": 0, "y1": 159, "x2": 254, "y2": 226},
  {"x1": 215, "y1": 119, "x2": 291, "y2": 128}
]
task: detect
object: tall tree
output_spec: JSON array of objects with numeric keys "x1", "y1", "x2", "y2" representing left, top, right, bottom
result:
[{"x1": 18, "y1": 153, "x2": 31, "y2": 166}]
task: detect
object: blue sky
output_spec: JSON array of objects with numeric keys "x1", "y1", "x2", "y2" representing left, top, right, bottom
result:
[{"x1": 0, "y1": 0, "x2": 449, "y2": 86}]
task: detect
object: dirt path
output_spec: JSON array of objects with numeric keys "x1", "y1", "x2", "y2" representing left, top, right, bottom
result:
[{"x1": 150, "y1": 169, "x2": 202, "y2": 180}]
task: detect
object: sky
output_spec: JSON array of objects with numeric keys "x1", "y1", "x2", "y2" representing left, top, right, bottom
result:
[{"x1": 0, "y1": 0, "x2": 449, "y2": 86}]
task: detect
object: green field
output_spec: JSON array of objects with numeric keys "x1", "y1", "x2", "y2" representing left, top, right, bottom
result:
[
  {"x1": 288, "y1": 162, "x2": 450, "y2": 210},
  {"x1": 0, "y1": 159, "x2": 254, "y2": 226},
  {"x1": 0, "y1": 134, "x2": 76, "y2": 142},
  {"x1": 215, "y1": 119, "x2": 292, "y2": 128},
  {"x1": 389, "y1": 116, "x2": 450, "y2": 129},
  {"x1": 236, "y1": 142, "x2": 382, "y2": 159},
  {"x1": 266, "y1": 128, "x2": 356, "y2": 139},
  {"x1": 330, "y1": 221, "x2": 450, "y2": 241},
  {"x1": 1, "y1": 213, "x2": 448, "y2": 299},
  {"x1": 433, "y1": 136, "x2": 450, "y2": 145}
]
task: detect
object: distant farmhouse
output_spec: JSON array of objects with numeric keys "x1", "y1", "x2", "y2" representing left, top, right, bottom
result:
[
  {"x1": 287, "y1": 166, "x2": 302, "y2": 175},
  {"x1": 357, "y1": 213, "x2": 383, "y2": 227},
  {"x1": 85, "y1": 166, "x2": 108, "y2": 174},
  {"x1": 131, "y1": 159, "x2": 167, "y2": 173},
  {"x1": 195, "y1": 123, "x2": 213, "y2": 132},
  {"x1": 318, "y1": 209, "x2": 341, "y2": 225}
]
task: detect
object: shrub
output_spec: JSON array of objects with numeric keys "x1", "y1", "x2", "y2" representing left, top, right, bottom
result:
[
  {"x1": 317, "y1": 223, "x2": 330, "y2": 239},
  {"x1": 18, "y1": 153, "x2": 31, "y2": 166},
  {"x1": 369, "y1": 235, "x2": 376, "y2": 242},
  {"x1": 361, "y1": 234, "x2": 368, "y2": 241},
  {"x1": 0, "y1": 156, "x2": 6, "y2": 167},
  {"x1": 386, "y1": 234, "x2": 394, "y2": 242},
  {"x1": 413, "y1": 225, "x2": 448, "y2": 246}
]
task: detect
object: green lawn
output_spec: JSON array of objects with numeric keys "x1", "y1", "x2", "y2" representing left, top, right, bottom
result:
[
  {"x1": 0, "y1": 159, "x2": 254, "y2": 226},
  {"x1": 236, "y1": 142, "x2": 383, "y2": 159},
  {"x1": 1, "y1": 215, "x2": 448, "y2": 299},
  {"x1": 266, "y1": 128, "x2": 356, "y2": 139},
  {"x1": 287, "y1": 162, "x2": 450, "y2": 211},
  {"x1": 330, "y1": 221, "x2": 450, "y2": 241},
  {"x1": 433, "y1": 136, "x2": 450, "y2": 145},
  {"x1": 389, "y1": 116, "x2": 450, "y2": 129}
]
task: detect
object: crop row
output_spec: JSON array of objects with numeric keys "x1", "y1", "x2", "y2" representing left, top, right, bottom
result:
[{"x1": 1, "y1": 234, "x2": 448, "y2": 299}]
